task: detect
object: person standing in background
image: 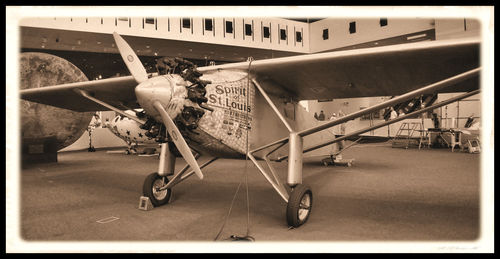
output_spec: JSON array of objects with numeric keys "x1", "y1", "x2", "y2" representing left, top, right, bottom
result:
[
  {"x1": 338, "y1": 110, "x2": 346, "y2": 134},
  {"x1": 389, "y1": 107, "x2": 398, "y2": 136},
  {"x1": 318, "y1": 110, "x2": 326, "y2": 121},
  {"x1": 329, "y1": 112, "x2": 337, "y2": 121},
  {"x1": 390, "y1": 107, "x2": 398, "y2": 120},
  {"x1": 87, "y1": 112, "x2": 101, "y2": 152}
]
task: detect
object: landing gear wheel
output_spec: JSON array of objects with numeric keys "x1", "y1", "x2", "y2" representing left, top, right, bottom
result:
[
  {"x1": 286, "y1": 184, "x2": 313, "y2": 228},
  {"x1": 143, "y1": 172, "x2": 172, "y2": 207}
]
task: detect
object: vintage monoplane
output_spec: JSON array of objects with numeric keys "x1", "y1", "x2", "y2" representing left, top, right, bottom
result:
[{"x1": 20, "y1": 32, "x2": 480, "y2": 227}]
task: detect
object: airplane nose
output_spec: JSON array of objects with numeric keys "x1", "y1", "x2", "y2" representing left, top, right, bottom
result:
[{"x1": 135, "y1": 76, "x2": 173, "y2": 120}]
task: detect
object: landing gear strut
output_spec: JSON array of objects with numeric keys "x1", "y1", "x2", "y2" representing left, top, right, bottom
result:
[
  {"x1": 142, "y1": 141, "x2": 176, "y2": 207},
  {"x1": 140, "y1": 140, "x2": 218, "y2": 209},
  {"x1": 248, "y1": 79, "x2": 315, "y2": 228}
]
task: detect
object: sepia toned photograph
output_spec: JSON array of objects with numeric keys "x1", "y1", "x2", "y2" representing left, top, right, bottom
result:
[{"x1": 6, "y1": 6, "x2": 494, "y2": 253}]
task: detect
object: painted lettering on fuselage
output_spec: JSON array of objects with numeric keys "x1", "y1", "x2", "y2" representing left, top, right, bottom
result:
[
  {"x1": 208, "y1": 85, "x2": 252, "y2": 113},
  {"x1": 197, "y1": 70, "x2": 254, "y2": 154}
]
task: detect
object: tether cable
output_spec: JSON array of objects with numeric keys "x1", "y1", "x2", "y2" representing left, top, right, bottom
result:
[
  {"x1": 213, "y1": 57, "x2": 254, "y2": 242},
  {"x1": 243, "y1": 57, "x2": 253, "y2": 240}
]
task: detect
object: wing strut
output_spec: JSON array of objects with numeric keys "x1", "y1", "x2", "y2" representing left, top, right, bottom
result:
[
  {"x1": 76, "y1": 89, "x2": 146, "y2": 125},
  {"x1": 252, "y1": 79, "x2": 294, "y2": 133},
  {"x1": 278, "y1": 88, "x2": 480, "y2": 161},
  {"x1": 298, "y1": 67, "x2": 480, "y2": 137},
  {"x1": 248, "y1": 67, "x2": 481, "y2": 204},
  {"x1": 247, "y1": 78, "x2": 294, "y2": 202}
]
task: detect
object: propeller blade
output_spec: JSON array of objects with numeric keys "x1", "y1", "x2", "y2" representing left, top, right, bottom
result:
[
  {"x1": 112, "y1": 32, "x2": 148, "y2": 84},
  {"x1": 153, "y1": 101, "x2": 203, "y2": 179}
]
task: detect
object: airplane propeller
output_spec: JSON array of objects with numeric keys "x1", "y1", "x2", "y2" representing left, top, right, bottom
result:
[
  {"x1": 113, "y1": 32, "x2": 149, "y2": 84},
  {"x1": 113, "y1": 32, "x2": 203, "y2": 179},
  {"x1": 153, "y1": 101, "x2": 203, "y2": 179}
]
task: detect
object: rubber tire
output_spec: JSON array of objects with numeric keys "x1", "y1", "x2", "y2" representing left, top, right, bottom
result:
[
  {"x1": 143, "y1": 172, "x2": 172, "y2": 207},
  {"x1": 286, "y1": 184, "x2": 313, "y2": 228}
]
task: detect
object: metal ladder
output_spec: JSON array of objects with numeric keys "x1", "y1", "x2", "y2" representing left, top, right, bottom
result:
[
  {"x1": 393, "y1": 122, "x2": 423, "y2": 149},
  {"x1": 467, "y1": 138, "x2": 481, "y2": 153}
]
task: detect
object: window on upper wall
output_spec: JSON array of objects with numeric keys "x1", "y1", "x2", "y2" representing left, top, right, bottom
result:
[
  {"x1": 322, "y1": 28, "x2": 329, "y2": 40},
  {"x1": 117, "y1": 17, "x2": 128, "y2": 27},
  {"x1": 280, "y1": 28, "x2": 287, "y2": 40},
  {"x1": 182, "y1": 18, "x2": 191, "y2": 28},
  {"x1": 380, "y1": 18, "x2": 388, "y2": 27},
  {"x1": 205, "y1": 18, "x2": 213, "y2": 31},
  {"x1": 263, "y1": 26, "x2": 270, "y2": 38},
  {"x1": 225, "y1": 21, "x2": 233, "y2": 33},
  {"x1": 349, "y1": 21, "x2": 356, "y2": 34},
  {"x1": 245, "y1": 24, "x2": 252, "y2": 36},
  {"x1": 296, "y1": 31, "x2": 302, "y2": 42},
  {"x1": 145, "y1": 18, "x2": 155, "y2": 24}
]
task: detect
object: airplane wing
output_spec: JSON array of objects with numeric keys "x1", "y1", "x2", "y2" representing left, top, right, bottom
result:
[
  {"x1": 199, "y1": 37, "x2": 480, "y2": 100},
  {"x1": 20, "y1": 75, "x2": 141, "y2": 112},
  {"x1": 20, "y1": 38, "x2": 480, "y2": 112}
]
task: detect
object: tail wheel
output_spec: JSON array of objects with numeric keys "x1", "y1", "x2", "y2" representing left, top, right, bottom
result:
[
  {"x1": 286, "y1": 184, "x2": 313, "y2": 228},
  {"x1": 143, "y1": 172, "x2": 172, "y2": 207}
]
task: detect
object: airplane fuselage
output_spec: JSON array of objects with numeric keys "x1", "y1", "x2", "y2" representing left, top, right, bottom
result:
[{"x1": 140, "y1": 71, "x2": 336, "y2": 159}]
